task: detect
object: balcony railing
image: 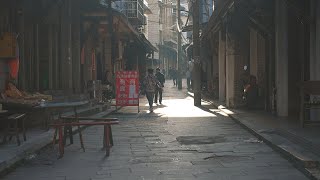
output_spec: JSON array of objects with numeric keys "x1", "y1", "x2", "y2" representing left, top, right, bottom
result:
[{"x1": 114, "y1": 0, "x2": 144, "y2": 25}]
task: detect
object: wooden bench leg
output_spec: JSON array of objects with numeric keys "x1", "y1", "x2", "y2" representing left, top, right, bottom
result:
[
  {"x1": 104, "y1": 125, "x2": 110, "y2": 156},
  {"x1": 14, "y1": 120, "x2": 21, "y2": 146},
  {"x1": 2, "y1": 122, "x2": 9, "y2": 144},
  {"x1": 78, "y1": 125, "x2": 85, "y2": 152},
  {"x1": 52, "y1": 128, "x2": 58, "y2": 148},
  {"x1": 58, "y1": 126, "x2": 64, "y2": 158},
  {"x1": 63, "y1": 126, "x2": 67, "y2": 145},
  {"x1": 74, "y1": 106, "x2": 84, "y2": 152},
  {"x1": 103, "y1": 125, "x2": 113, "y2": 148},
  {"x1": 109, "y1": 125, "x2": 113, "y2": 146},
  {"x1": 22, "y1": 117, "x2": 26, "y2": 141}
]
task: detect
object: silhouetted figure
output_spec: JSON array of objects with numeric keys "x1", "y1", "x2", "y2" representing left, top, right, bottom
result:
[
  {"x1": 169, "y1": 67, "x2": 173, "y2": 79},
  {"x1": 172, "y1": 68, "x2": 177, "y2": 86},
  {"x1": 155, "y1": 68, "x2": 165, "y2": 104},
  {"x1": 186, "y1": 68, "x2": 191, "y2": 90},
  {"x1": 143, "y1": 69, "x2": 159, "y2": 112},
  {"x1": 162, "y1": 69, "x2": 166, "y2": 78},
  {"x1": 244, "y1": 75, "x2": 259, "y2": 109}
]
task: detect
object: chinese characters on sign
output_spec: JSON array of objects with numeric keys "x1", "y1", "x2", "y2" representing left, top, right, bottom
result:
[{"x1": 116, "y1": 71, "x2": 139, "y2": 106}]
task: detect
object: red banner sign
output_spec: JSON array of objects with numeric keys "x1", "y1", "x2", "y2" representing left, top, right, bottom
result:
[{"x1": 116, "y1": 71, "x2": 139, "y2": 106}]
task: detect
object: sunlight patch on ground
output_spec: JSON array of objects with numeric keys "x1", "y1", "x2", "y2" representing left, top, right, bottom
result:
[
  {"x1": 217, "y1": 111, "x2": 229, "y2": 117},
  {"x1": 208, "y1": 109, "x2": 228, "y2": 117},
  {"x1": 187, "y1": 92, "x2": 194, "y2": 96},
  {"x1": 153, "y1": 98, "x2": 217, "y2": 118},
  {"x1": 217, "y1": 105, "x2": 235, "y2": 115},
  {"x1": 219, "y1": 108, "x2": 234, "y2": 115}
]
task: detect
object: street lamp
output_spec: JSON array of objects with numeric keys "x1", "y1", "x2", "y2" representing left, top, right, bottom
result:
[{"x1": 176, "y1": 0, "x2": 182, "y2": 90}]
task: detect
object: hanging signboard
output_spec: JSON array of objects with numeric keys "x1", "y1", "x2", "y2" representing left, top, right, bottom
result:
[{"x1": 116, "y1": 71, "x2": 140, "y2": 110}]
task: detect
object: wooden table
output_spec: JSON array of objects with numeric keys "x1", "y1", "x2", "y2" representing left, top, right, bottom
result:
[
  {"x1": 35, "y1": 100, "x2": 90, "y2": 148},
  {"x1": 36, "y1": 100, "x2": 89, "y2": 130}
]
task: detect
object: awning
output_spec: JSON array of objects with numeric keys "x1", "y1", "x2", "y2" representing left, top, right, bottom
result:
[{"x1": 83, "y1": 7, "x2": 157, "y2": 53}]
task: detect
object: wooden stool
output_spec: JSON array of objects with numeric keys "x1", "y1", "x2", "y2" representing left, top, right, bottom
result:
[{"x1": 2, "y1": 113, "x2": 27, "y2": 146}]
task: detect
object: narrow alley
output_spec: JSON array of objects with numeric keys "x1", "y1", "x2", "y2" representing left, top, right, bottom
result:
[{"x1": 2, "y1": 83, "x2": 308, "y2": 180}]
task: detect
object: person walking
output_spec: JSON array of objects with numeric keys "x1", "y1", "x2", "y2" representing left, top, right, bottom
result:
[
  {"x1": 186, "y1": 68, "x2": 191, "y2": 90},
  {"x1": 155, "y1": 67, "x2": 165, "y2": 104},
  {"x1": 162, "y1": 68, "x2": 166, "y2": 78},
  {"x1": 172, "y1": 68, "x2": 177, "y2": 86},
  {"x1": 143, "y1": 68, "x2": 159, "y2": 112}
]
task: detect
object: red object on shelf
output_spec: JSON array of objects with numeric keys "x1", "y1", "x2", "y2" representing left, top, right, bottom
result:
[{"x1": 8, "y1": 58, "x2": 19, "y2": 79}]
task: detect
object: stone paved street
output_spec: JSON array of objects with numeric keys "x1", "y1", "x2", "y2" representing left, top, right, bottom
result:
[{"x1": 2, "y1": 82, "x2": 309, "y2": 180}]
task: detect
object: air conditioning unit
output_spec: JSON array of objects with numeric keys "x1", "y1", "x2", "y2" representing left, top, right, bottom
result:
[{"x1": 137, "y1": 26, "x2": 144, "y2": 33}]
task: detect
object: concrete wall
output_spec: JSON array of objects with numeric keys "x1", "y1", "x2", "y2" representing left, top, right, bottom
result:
[
  {"x1": 225, "y1": 5, "x2": 249, "y2": 108},
  {"x1": 146, "y1": 0, "x2": 160, "y2": 60},
  {"x1": 225, "y1": 31, "x2": 237, "y2": 107},
  {"x1": 218, "y1": 30, "x2": 226, "y2": 102},
  {"x1": 275, "y1": 0, "x2": 288, "y2": 116},
  {"x1": 250, "y1": 28, "x2": 258, "y2": 78},
  {"x1": 309, "y1": 0, "x2": 320, "y2": 120}
]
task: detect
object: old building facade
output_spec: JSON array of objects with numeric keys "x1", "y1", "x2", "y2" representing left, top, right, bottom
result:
[
  {"x1": 202, "y1": 0, "x2": 320, "y2": 124},
  {"x1": 0, "y1": 0, "x2": 155, "y2": 94}
]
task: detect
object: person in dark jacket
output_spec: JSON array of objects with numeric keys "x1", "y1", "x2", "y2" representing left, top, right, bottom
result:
[
  {"x1": 155, "y1": 67, "x2": 165, "y2": 104},
  {"x1": 172, "y1": 68, "x2": 177, "y2": 86},
  {"x1": 143, "y1": 69, "x2": 159, "y2": 112}
]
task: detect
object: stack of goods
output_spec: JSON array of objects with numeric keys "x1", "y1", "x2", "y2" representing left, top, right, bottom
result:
[{"x1": 1, "y1": 83, "x2": 52, "y2": 107}]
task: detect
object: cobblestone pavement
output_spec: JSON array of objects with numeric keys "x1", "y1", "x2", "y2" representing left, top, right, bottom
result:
[{"x1": 3, "y1": 82, "x2": 308, "y2": 180}]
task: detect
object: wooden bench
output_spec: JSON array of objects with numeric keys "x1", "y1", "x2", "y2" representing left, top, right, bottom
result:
[
  {"x1": 59, "y1": 117, "x2": 118, "y2": 146},
  {"x1": 51, "y1": 121, "x2": 119, "y2": 158},
  {"x1": 2, "y1": 113, "x2": 27, "y2": 146},
  {"x1": 299, "y1": 81, "x2": 320, "y2": 127}
]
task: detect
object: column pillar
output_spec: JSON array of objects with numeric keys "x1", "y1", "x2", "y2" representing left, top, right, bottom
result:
[
  {"x1": 53, "y1": 24, "x2": 59, "y2": 89},
  {"x1": 225, "y1": 4, "x2": 248, "y2": 108},
  {"x1": 212, "y1": 49, "x2": 218, "y2": 95},
  {"x1": 105, "y1": 37, "x2": 112, "y2": 82},
  {"x1": 310, "y1": 0, "x2": 316, "y2": 75},
  {"x1": 72, "y1": 0, "x2": 81, "y2": 93},
  {"x1": 67, "y1": 0, "x2": 73, "y2": 90},
  {"x1": 226, "y1": 28, "x2": 237, "y2": 107},
  {"x1": 313, "y1": 0, "x2": 320, "y2": 80},
  {"x1": 35, "y1": 24, "x2": 40, "y2": 91},
  {"x1": 218, "y1": 30, "x2": 226, "y2": 101},
  {"x1": 60, "y1": 0, "x2": 73, "y2": 92},
  {"x1": 60, "y1": 5, "x2": 67, "y2": 90},
  {"x1": 250, "y1": 28, "x2": 258, "y2": 78},
  {"x1": 48, "y1": 24, "x2": 53, "y2": 90},
  {"x1": 17, "y1": 3, "x2": 25, "y2": 90},
  {"x1": 275, "y1": 0, "x2": 288, "y2": 116},
  {"x1": 309, "y1": 0, "x2": 320, "y2": 120}
]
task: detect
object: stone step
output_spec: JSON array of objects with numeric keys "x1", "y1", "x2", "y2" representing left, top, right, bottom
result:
[
  {"x1": 260, "y1": 130, "x2": 320, "y2": 169},
  {"x1": 306, "y1": 168, "x2": 320, "y2": 180},
  {"x1": 276, "y1": 130, "x2": 320, "y2": 158},
  {"x1": 278, "y1": 144, "x2": 319, "y2": 168}
]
